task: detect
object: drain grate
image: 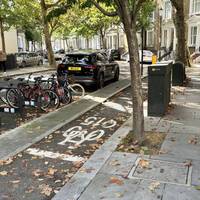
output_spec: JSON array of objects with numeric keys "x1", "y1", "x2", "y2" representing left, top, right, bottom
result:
[{"x1": 128, "y1": 158, "x2": 192, "y2": 185}]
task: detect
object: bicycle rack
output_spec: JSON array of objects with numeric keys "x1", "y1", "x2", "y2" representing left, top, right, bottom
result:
[{"x1": 0, "y1": 80, "x2": 26, "y2": 131}]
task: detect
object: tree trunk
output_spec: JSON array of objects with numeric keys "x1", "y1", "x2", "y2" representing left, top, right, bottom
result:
[
  {"x1": 0, "y1": 18, "x2": 6, "y2": 52},
  {"x1": 100, "y1": 29, "x2": 107, "y2": 49},
  {"x1": 125, "y1": 25, "x2": 144, "y2": 143},
  {"x1": 86, "y1": 38, "x2": 89, "y2": 49},
  {"x1": 118, "y1": 3, "x2": 144, "y2": 143},
  {"x1": 172, "y1": 1, "x2": 190, "y2": 66},
  {"x1": 40, "y1": 0, "x2": 56, "y2": 68}
]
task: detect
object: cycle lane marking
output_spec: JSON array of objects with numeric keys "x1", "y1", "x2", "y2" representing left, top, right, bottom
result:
[{"x1": 26, "y1": 148, "x2": 85, "y2": 162}]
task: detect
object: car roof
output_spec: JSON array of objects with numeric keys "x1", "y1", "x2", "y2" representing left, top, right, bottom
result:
[{"x1": 65, "y1": 50, "x2": 103, "y2": 56}]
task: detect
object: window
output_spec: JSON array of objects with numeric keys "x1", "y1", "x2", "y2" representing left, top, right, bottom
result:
[
  {"x1": 191, "y1": 0, "x2": 200, "y2": 14},
  {"x1": 147, "y1": 31, "x2": 154, "y2": 47},
  {"x1": 190, "y1": 26, "x2": 198, "y2": 46},
  {"x1": 163, "y1": 30, "x2": 168, "y2": 47},
  {"x1": 164, "y1": 1, "x2": 172, "y2": 19}
]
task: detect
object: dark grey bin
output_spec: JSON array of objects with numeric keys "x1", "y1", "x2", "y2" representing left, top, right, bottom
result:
[
  {"x1": 5, "y1": 54, "x2": 17, "y2": 70},
  {"x1": 148, "y1": 62, "x2": 172, "y2": 116},
  {"x1": 172, "y1": 62, "x2": 186, "y2": 86}
]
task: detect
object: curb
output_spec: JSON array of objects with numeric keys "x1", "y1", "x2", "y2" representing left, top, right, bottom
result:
[
  {"x1": 0, "y1": 79, "x2": 131, "y2": 160},
  {"x1": 52, "y1": 117, "x2": 132, "y2": 200}
]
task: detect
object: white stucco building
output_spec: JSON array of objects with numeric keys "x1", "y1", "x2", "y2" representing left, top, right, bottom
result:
[{"x1": 0, "y1": 29, "x2": 26, "y2": 53}]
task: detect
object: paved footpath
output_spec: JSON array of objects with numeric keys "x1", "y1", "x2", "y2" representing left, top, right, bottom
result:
[
  {"x1": 53, "y1": 66, "x2": 200, "y2": 200},
  {"x1": 0, "y1": 64, "x2": 54, "y2": 79}
]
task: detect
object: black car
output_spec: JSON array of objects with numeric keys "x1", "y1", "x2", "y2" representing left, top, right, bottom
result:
[{"x1": 57, "y1": 51, "x2": 120, "y2": 88}]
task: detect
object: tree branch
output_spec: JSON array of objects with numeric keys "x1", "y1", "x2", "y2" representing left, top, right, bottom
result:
[
  {"x1": 46, "y1": 0, "x2": 62, "y2": 9},
  {"x1": 90, "y1": 0, "x2": 118, "y2": 17}
]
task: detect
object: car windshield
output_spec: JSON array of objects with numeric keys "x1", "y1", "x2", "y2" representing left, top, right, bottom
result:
[
  {"x1": 16, "y1": 53, "x2": 27, "y2": 57},
  {"x1": 63, "y1": 54, "x2": 92, "y2": 64}
]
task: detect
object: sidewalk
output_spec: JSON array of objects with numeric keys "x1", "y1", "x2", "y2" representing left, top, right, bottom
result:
[
  {"x1": 0, "y1": 64, "x2": 54, "y2": 78},
  {"x1": 53, "y1": 67, "x2": 200, "y2": 200}
]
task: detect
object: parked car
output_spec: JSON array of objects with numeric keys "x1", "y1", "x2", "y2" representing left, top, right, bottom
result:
[
  {"x1": 121, "y1": 50, "x2": 154, "y2": 64},
  {"x1": 54, "y1": 49, "x2": 65, "y2": 61},
  {"x1": 57, "y1": 51, "x2": 120, "y2": 88},
  {"x1": 16, "y1": 52, "x2": 43, "y2": 68},
  {"x1": 106, "y1": 49, "x2": 121, "y2": 60}
]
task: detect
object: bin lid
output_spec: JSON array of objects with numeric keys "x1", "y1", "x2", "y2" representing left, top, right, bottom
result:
[{"x1": 148, "y1": 63, "x2": 171, "y2": 75}]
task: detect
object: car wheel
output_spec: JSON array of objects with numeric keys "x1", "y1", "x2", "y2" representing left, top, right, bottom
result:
[
  {"x1": 21, "y1": 61, "x2": 26, "y2": 68},
  {"x1": 97, "y1": 73, "x2": 104, "y2": 89},
  {"x1": 113, "y1": 68, "x2": 119, "y2": 82}
]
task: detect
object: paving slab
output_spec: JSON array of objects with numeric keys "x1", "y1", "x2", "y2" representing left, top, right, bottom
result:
[
  {"x1": 129, "y1": 158, "x2": 189, "y2": 185},
  {"x1": 0, "y1": 79, "x2": 130, "y2": 160},
  {"x1": 79, "y1": 174, "x2": 164, "y2": 200},
  {"x1": 169, "y1": 124, "x2": 200, "y2": 135},
  {"x1": 99, "y1": 152, "x2": 138, "y2": 177},
  {"x1": 154, "y1": 119, "x2": 174, "y2": 133},
  {"x1": 144, "y1": 117, "x2": 161, "y2": 132},
  {"x1": 190, "y1": 160, "x2": 200, "y2": 186},
  {"x1": 152, "y1": 132, "x2": 200, "y2": 162},
  {"x1": 162, "y1": 184, "x2": 200, "y2": 200}
]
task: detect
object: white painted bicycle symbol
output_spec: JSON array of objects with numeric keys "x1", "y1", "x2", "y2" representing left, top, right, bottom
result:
[{"x1": 58, "y1": 117, "x2": 117, "y2": 148}]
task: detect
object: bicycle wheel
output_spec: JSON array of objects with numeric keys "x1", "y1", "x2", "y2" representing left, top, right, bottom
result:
[
  {"x1": 6, "y1": 88, "x2": 24, "y2": 108},
  {"x1": 69, "y1": 84, "x2": 85, "y2": 101},
  {"x1": 0, "y1": 89, "x2": 8, "y2": 105},
  {"x1": 39, "y1": 90, "x2": 60, "y2": 111},
  {"x1": 58, "y1": 87, "x2": 72, "y2": 104}
]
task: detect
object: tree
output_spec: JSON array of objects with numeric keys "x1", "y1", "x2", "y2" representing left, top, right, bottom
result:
[
  {"x1": 90, "y1": 0, "x2": 154, "y2": 143},
  {"x1": 170, "y1": 0, "x2": 190, "y2": 66},
  {"x1": 0, "y1": 0, "x2": 15, "y2": 52}
]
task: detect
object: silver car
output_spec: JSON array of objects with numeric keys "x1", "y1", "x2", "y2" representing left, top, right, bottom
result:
[{"x1": 16, "y1": 52, "x2": 43, "y2": 67}]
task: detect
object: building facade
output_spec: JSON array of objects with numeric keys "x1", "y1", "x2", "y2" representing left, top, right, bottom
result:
[{"x1": 0, "y1": 29, "x2": 26, "y2": 53}]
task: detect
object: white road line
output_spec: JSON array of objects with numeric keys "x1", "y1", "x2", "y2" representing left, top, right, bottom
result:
[{"x1": 26, "y1": 148, "x2": 85, "y2": 162}]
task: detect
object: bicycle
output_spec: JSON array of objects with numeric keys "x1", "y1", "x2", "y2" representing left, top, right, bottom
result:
[
  {"x1": 47, "y1": 74, "x2": 71, "y2": 105},
  {"x1": 57, "y1": 73, "x2": 85, "y2": 101},
  {"x1": 6, "y1": 74, "x2": 60, "y2": 111}
]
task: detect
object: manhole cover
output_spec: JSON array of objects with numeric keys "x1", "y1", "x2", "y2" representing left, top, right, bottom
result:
[{"x1": 128, "y1": 158, "x2": 191, "y2": 185}]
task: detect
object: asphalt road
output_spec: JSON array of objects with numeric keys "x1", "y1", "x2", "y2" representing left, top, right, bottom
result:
[{"x1": 0, "y1": 87, "x2": 132, "y2": 200}]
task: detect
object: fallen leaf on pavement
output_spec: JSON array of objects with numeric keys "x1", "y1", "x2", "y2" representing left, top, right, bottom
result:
[
  {"x1": 0, "y1": 171, "x2": 8, "y2": 176},
  {"x1": 188, "y1": 136, "x2": 198, "y2": 145},
  {"x1": 39, "y1": 184, "x2": 53, "y2": 196},
  {"x1": 10, "y1": 180, "x2": 20, "y2": 184},
  {"x1": 138, "y1": 159, "x2": 150, "y2": 169},
  {"x1": 149, "y1": 181, "x2": 160, "y2": 192},
  {"x1": 0, "y1": 158, "x2": 13, "y2": 166},
  {"x1": 115, "y1": 192, "x2": 124, "y2": 198},
  {"x1": 48, "y1": 168, "x2": 57, "y2": 176},
  {"x1": 32, "y1": 169, "x2": 43, "y2": 177},
  {"x1": 109, "y1": 177, "x2": 124, "y2": 185},
  {"x1": 184, "y1": 160, "x2": 192, "y2": 167},
  {"x1": 109, "y1": 160, "x2": 120, "y2": 166},
  {"x1": 25, "y1": 186, "x2": 34, "y2": 193}
]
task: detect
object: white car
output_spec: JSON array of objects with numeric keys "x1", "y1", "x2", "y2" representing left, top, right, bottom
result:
[
  {"x1": 16, "y1": 52, "x2": 43, "y2": 68},
  {"x1": 121, "y1": 50, "x2": 153, "y2": 64}
]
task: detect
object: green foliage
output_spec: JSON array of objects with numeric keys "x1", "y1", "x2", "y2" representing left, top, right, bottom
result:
[{"x1": 136, "y1": 0, "x2": 155, "y2": 30}]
